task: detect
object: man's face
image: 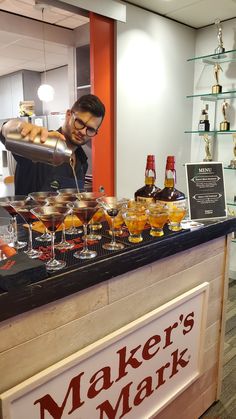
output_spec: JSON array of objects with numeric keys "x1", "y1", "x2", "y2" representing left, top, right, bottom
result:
[{"x1": 64, "y1": 110, "x2": 103, "y2": 146}]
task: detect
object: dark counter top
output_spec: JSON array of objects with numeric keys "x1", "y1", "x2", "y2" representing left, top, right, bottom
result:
[{"x1": 0, "y1": 216, "x2": 236, "y2": 322}]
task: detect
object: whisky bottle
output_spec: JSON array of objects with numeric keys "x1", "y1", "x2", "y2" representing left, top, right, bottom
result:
[
  {"x1": 154, "y1": 156, "x2": 185, "y2": 208},
  {"x1": 198, "y1": 104, "x2": 210, "y2": 131},
  {"x1": 134, "y1": 155, "x2": 160, "y2": 203}
]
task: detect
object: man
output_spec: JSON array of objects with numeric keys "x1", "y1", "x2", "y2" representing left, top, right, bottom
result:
[{"x1": 0, "y1": 94, "x2": 105, "y2": 195}]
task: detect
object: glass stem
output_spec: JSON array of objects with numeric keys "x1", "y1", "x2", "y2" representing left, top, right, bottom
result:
[
  {"x1": 12, "y1": 215, "x2": 18, "y2": 247},
  {"x1": 83, "y1": 224, "x2": 88, "y2": 251},
  {"x1": 61, "y1": 222, "x2": 66, "y2": 242},
  {"x1": 111, "y1": 217, "x2": 116, "y2": 245},
  {"x1": 28, "y1": 223, "x2": 33, "y2": 252},
  {"x1": 51, "y1": 232, "x2": 55, "y2": 261}
]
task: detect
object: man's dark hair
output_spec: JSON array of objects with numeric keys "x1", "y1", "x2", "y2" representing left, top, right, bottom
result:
[{"x1": 72, "y1": 94, "x2": 105, "y2": 119}]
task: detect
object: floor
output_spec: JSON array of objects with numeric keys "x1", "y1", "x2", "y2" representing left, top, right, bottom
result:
[{"x1": 200, "y1": 278, "x2": 236, "y2": 419}]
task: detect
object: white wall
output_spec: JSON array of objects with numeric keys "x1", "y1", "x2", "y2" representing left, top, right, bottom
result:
[
  {"x1": 116, "y1": 4, "x2": 196, "y2": 198},
  {"x1": 42, "y1": 66, "x2": 70, "y2": 114}
]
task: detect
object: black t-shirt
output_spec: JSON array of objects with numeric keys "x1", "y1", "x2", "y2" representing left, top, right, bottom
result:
[{"x1": 0, "y1": 127, "x2": 88, "y2": 195}]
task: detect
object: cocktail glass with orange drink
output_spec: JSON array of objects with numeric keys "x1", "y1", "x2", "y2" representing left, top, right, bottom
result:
[
  {"x1": 168, "y1": 201, "x2": 186, "y2": 231},
  {"x1": 122, "y1": 208, "x2": 148, "y2": 243},
  {"x1": 146, "y1": 203, "x2": 169, "y2": 237}
]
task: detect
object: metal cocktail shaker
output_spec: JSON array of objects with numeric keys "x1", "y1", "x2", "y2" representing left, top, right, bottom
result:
[{"x1": 2, "y1": 121, "x2": 72, "y2": 166}]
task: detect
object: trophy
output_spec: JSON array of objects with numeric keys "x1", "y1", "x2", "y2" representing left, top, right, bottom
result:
[
  {"x1": 220, "y1": 100, "x2": 230, "y2": 131},
  {"x1": 228, "y1": 134, "x2": 236, "y2": 168},
  {"x1": 214, "y1": 19, "x2": 225, "y2": 54},
  {"x1": 203, "y1": 134, "x2": 213, "y2": 161},
  {"x1": 212, "y1": 63, "x2": 223, "y2": 93}
]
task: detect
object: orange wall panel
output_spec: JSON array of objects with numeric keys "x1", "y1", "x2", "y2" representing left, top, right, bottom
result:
[{"x1": 90, "y1": 12, "x2": 114, "y2": 195}]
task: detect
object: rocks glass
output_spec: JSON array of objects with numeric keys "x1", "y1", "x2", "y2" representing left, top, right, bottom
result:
[
  {"x1": 122, "y1": 207, "x2": 148, "y2": 243},
  {"x1": 168, "y1": 201, "x2": 187, "y2": 231},
  {"x1": 146, "y1": 203, "x2": 169, "y2": 237}
]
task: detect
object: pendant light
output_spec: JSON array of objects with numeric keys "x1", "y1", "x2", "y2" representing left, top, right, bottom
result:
[{"x1": 37, "y1": 6, "x2": 55, "y2": 102}]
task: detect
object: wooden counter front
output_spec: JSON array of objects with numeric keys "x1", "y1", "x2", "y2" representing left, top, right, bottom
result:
[{"x1": 0, "y1": 217, "x2": 235, "y2": 418}]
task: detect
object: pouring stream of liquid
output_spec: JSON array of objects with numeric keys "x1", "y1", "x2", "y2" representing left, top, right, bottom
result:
[{"x1": 70, "y1": 158, "x2": 80, "y2": 196}]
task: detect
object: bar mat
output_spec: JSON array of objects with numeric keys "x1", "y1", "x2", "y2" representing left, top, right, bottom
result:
[{"x1": 13, "y1": 222, "x2": 189, "y2": 279}]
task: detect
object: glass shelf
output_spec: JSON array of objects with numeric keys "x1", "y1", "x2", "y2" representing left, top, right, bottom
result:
[
  {"x1": 232, "y1": 239, "x2": 236, "y2": 243},
  {"x1": 227, "y1": 202, "x2": 236, "y2": 206},
  {"x1": 185, "y1": 130, "x2": 236, "y2": 135},
  {"x1": 187, "y1": 49, "x2": 236, "y2": 64},
  {"x1": 224, "y1": 166, "x2": 236, "y2": 170},
  {"x1": 186, "y1": 90, "x2": 236, "y2": 101}
]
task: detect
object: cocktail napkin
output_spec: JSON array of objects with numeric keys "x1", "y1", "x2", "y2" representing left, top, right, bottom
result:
[{"x1": 0, "y1": 253, "x2": 47, "y2": 291}]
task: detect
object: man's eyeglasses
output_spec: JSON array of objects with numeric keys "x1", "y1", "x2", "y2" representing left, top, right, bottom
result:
[{"x1": 72, "y1": 114, "x2": 98, "y2": 137}]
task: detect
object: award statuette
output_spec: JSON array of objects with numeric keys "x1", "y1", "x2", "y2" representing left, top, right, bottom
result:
[
  {"x1": 212, "y1": 63, "x2": 223, "y2": 94},
  {"x1": 203, "y1": 134, "x2": 213, "y2": 162},
  {"x1": 220, "y1": 100, "x2": 230, "y2": 131},
  {"x1": 214, "y1": 19, "x2": 225, "y2": 55},
  {"x1": 228, "y1": 134, "x2": 236, "y2": 168}
]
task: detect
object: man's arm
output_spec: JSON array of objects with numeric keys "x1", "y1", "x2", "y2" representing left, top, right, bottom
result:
[{"x1": 1, "y1": 119, "x2": 65, "y2": 143}]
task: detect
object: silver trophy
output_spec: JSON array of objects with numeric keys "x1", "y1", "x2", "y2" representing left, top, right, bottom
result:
[
  {"x1": 215, "y1": 19, "x2": 225, "y2": 54},
  {"x1": 228, "y1": 134, "x2": 236, "y2": 168}
]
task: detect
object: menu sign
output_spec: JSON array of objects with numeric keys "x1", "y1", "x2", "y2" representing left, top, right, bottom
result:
[{"x1": 185, "y1": 162, "x2": 227, "y2": 220}]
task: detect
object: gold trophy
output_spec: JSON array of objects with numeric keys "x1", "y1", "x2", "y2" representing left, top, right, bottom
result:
[
  {"x1": 203, "y1": 134, "x2": 213, "y2": 161},
  {"x1": 228, "y1": 134, "x2": 236, "y2": 168},
  {"x1": 212, "y1": 63, "x2": 223, "y2": 93},
  {"x1": 220, "y1": 100, "x2": 230, "y2": 131},
  {"x1": 214, "y1": 19, "x2": 225, "y2": 54}
]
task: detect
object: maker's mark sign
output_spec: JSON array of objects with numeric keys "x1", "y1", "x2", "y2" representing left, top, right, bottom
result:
[{"x1": 0, "y1": 283, "x2": 209, "y2": 419}]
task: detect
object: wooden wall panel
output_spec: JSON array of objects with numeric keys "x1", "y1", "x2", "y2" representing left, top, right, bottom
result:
[{"x1": 0, "y1": 235, "x2": 230, "y2": 419}]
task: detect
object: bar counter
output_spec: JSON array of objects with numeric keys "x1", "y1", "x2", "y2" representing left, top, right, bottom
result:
[{"x1": 0, "y1": 216, "x2": 236, "y2": 418}]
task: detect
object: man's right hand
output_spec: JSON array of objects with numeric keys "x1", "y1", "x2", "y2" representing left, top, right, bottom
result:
[{"x1": 20, "y1": 121, "x2": 65, "y2": 143}]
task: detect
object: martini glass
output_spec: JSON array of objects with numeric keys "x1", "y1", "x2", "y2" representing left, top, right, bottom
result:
[
  {"x1": 29, "y1": 191, "x2": 58, "y2": 242},
  {"x1": 58, "y1": 189, "x2": 83, "y2": 235},
  {"x1": 9, "y1": 199, "x2": 42, "y2": 258},
  {"x1": 46, "y1": 195, "x2": 76, "y2": 250},
  {"x1": 31, "y1": 204, "x2": 72, "y2": 271},
  {"x1": 72, "y1": 200, "x2": 99, "y2": 259},
  {"x1": 77, "y1": 192, "x2": 105, "y2": 240},
  {"x1": 0, "y1": 196, "x2": 28, "y2": 250},
  {"x1": 97, "y1": 197, "x2": 129, "y2": 250}
]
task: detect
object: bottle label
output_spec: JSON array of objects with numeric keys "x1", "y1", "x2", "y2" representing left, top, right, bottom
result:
[
  {"x1": 136, "y1": 196, "x2": 155, "y2": 203},
  {"x1": 198, "y1": 122, "x2": 206, "y2": 131},
  {"x1": 155, "y1": 199, "x2": 186, "y2": 210}
]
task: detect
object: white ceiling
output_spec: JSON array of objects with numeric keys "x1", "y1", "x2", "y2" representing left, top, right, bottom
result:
[
  {"x1": 0, "y1": 0, "x2": 88, "y2": 29},
  {"x1": 0, "y1": 0, "x2": 236, "y2": 77},
  {"x1": 0, "y1": 0, "x2": 89, "y2": 76},
  {"x1": 122, "y1": 0, "x2": 236, "y2": 29}
]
